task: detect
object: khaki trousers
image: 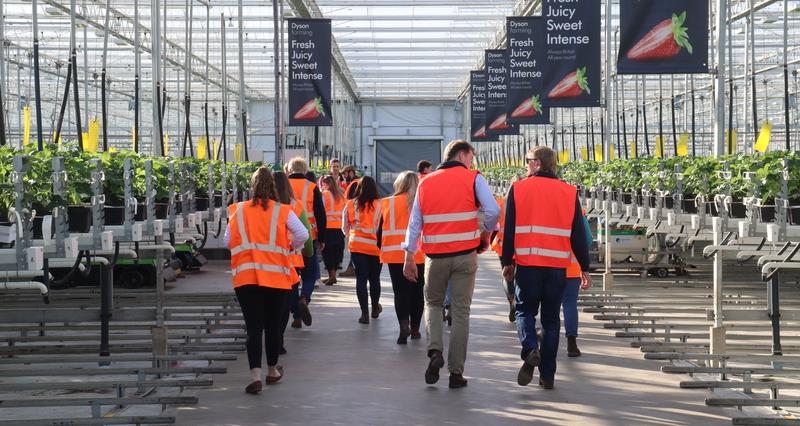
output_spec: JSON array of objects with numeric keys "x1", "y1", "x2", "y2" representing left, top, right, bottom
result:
[{"x1": 424, "y1": 251, "x2": 478, "y2": 375}]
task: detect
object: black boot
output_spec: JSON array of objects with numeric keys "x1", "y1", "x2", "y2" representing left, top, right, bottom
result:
[
  {"x1": 397, "y1": 320, "x2": 411, "y2": 344},
  {"x1": 567, "y1": 336, "x2": 581, "y2": 357},
  {"x1": 371, "y1": 303, "x2": 382, "y2": 319},
  {"x1": 358, "y1": 310, "x2": 370, "y2": 324}
]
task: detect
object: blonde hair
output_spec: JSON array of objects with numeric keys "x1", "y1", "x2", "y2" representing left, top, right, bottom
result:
[
  {"x1": 393, "y1": 171, "x2": 419, "y2": 210},
  {"x1": 288, "y1": 157, "x2": 308, "y2": 174}
]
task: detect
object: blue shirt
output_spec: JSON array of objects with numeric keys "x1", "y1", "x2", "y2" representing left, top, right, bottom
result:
[{"x1": 402, "y1": 163, "x2": 500, "y2": 255}]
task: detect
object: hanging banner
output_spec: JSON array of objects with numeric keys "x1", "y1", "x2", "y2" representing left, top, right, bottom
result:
[
  {"x1": 754, "y1": 122, "x2": 772, "y2": 153},
  {"x1": 506, "y1": 17, "x2": 550, "y2": 125},
  {"x1": 470, "y1": 71, "x2": 500, "y2": 142},
  {"x1": 485, "y1": 50, "x2": 519, "y2": 136},
  {"x1": 617, "y1": 0, "x2": 709, "y2": 75},
  {"x1": 288, "y1": 18, "x2": 332, "y2": 127},
  {"x1": 539, "y1": 0, "x2": 601, "y2": 108}
]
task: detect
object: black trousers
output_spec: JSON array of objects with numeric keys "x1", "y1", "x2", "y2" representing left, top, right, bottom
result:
[
  {"x1": 388, "y1": 263, "x2": 425, "y2": 326},
  {"x1": 235, "y1": 285, "x2": 289, "y2": 369},
  {"x1": 351, "y1": 252, "x2": 382, "y2": 312},
  {"x1": 321, "y1": 229, "x2": 345, "y2": 270}
]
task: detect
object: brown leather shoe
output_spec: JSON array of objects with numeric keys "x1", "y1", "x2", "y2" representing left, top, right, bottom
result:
[
  {"x1": 410, "y1": 323, "x2": 422, "y2": 340},
  {"x1": 265, "y1": 366, "x2": 284, "y2": 385},
  {"x1": 358, "y1": 311, "x2": 370, "y2": 324},
  {"x1": 448, "y1": 374, "x2": 468, "y2": 389},
  {"x1": 539, "y1": 379, "x2": 554, "y2": 390},
  {"x1": 291, "y1": 319, "x2": 302, "y2": 329},
  {"x1": 245, "y1": 380, "x2": 262, "y2": 394},
  {"x1": 567, "y1": 336, "x2": 581, "y2": 357},
  {"x1": 371, "y1": 303, "x2": 382, "y2": 319},
  {"x1": 517, "y1": 349, "x2": 541, "y2": 387}
]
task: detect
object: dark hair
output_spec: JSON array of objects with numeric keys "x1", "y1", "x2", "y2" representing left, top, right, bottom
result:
[
  {"x1": 305, "y1": 171, "x2": 316, "y2": 182},
  {"x1": 355, "y1": 176, "x2": 379, "y2": 212},
  {"x1": 444, "y1": 139, "x2": 475, "y2": 162},
  {"x1": 417, "y1": 160, "x2": 432, "y2": 173},
  {"x1": 250, "y1": 167, "x2": 277, "y2": 210},
  {"x1": 331, "y1": 158, "x2": 340, "y2": 165},
  {"x1": 272, "y1": 171, "x2": 295, "y2": 205},
  {"x1": 322, "y1": 175, "x2": 343, "y2": 202},
  {"x1": 346, "y1": 180, "x2": 359, "y2": 199}
]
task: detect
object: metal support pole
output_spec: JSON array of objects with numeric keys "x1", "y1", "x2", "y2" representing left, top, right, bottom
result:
[
  {"x1": 783, "y1": 0, "x2": 790, "y2": 151},
  {"x1": 101, "y1": 0, "x2": 111, "y2": 152},
  {"x1": 603, "y1": 0, "x2": 613, "y2": 290},
  {"x1": 238, "y1": 0, "x2": 249, "y2": 161},
  {"x1": 220, "y1": 13, "x2": 228, "y2": 163},
  {"x1": 204, "y1": 5, "x2": 211, "y2": 157},
  {"x1": 713, "y1": 0, "x2": 727, "y2": 157},
  {"x1": 83, "y1": 20, "x2": 89, "y2": 128},
  {"x1": 151, "y1": 0, "x2": 163, "y2": 156},
  {"x1": 32, "y1": 0, "x2": 44, "y2": 150},
  {"x1": 133, "y1": 0, "x2": 140, "y2": 152},
  {"x1": 273, "y1": 0, "x2": 282, "y2": 164}
]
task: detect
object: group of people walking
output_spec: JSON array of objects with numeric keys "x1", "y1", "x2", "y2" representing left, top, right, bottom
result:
[{"x1": 225, "y1": 140, "x2": 592, "y2": 394}]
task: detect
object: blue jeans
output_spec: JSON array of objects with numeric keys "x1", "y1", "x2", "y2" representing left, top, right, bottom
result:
[
  {"x1": 562, "y1": 278, "x2": 581, "y2": 337},
  {"x1": 291, "y1": 246, "x2": 319, "y2": 319},
  {"x1": 515, "y1": 266, "x2": 567, "y2": 382}
]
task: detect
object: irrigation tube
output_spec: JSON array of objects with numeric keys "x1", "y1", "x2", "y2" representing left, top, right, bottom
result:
[
  {"x1": 273, "y1": 0, "x2": 282, "y2": 164},
  {"x1": 783, "y1": 0, "x2": 790, "y2": 151},
  {"x1": 133, "y1": 0, "x2": 140, "y2": 153},
  {"x1": 643, "y1": 78, "x2": 650, "y2": 157},
  {"x1": 691, "y1": 75, "x2": 697, "y2": 156},
  {"x1": 182, "y1": 0, "x2": 194, "y2": 157},
  {"x1": 54, "y1": 56, "x2": 72, "y2": 144},
  {"x1": 151, "y1": 0, "x2": 163, "y2": 156},
  {"x1": 69, "y1": 0, "x2": 84, "y2": 151},
  {"x1": 32, "y1": 0, "x2": 44, "y2": 150},
  {"x1": 204, "y1": 4, "x2": 211, "y2": 158},
  {"x1": 671, "y1": 76, "x2": 678, "y2": 156},
  {"x1": 727, "y1": 0, "x2": 734, "y2": 155},
  {"x1": 658, "y1": 75, "x2": 664, "y2": 156},
  {"x1": 220, "y1": 13, "x2": 228, "y2": 163},
  {"x1": 621, "y1": 76, "x2": 629, "y2": 159},
  {"x1": 101, "y1": 0, "x2": 111, "y2": 152},
  {"x1": 713, "y1": 0, "x2": 728, "y2": 158}
]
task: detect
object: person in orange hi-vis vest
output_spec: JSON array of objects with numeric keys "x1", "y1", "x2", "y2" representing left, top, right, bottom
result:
[
  {"x1": 490, "y1": 174, "x2": 522, "y2": 324},
  {"x1": 272, "y1": 172, "x2": 314, "y2": 354},
  {"x1": 286, "y1": 157, "x2": 327, "y2": 329},
  {"x1": 402, "y1": 140, "x2": 500, "y2": 389},
  {"x1": 320, "y1": 175, "x2": 346, "y2": 286},
  {"x1": 562, "y1": 209, "x2": 593, "y2": 358},
  {"x1": 343, "y1": 176, "x2": 384, "y2": 324},
  {"x1": 379, "y1": 171, "x2": 425, "y2": 344},
  {"x1": 223, "y1": 167, "x2": 308, "y2": 394},
  {"x1": 501, "y1": 146, "x2": 591, "y2": 390}
]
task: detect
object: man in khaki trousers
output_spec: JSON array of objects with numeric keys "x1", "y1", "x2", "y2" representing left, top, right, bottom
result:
[{"x1": 403, "y1": 140, "x2": 499, "y2": 388}]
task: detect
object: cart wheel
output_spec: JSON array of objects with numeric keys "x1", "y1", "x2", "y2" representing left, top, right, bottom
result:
[
  {"x1": 654, "y1": 268, "x2": 669, "y2": 279},
  {"x1": 119, "y1": 268, "x2": 146, "y2": 289}
]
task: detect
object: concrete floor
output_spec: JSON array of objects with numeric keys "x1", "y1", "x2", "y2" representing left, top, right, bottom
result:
[{"x1": 175, "y1": 256, "x2": 731, "y2": 426}]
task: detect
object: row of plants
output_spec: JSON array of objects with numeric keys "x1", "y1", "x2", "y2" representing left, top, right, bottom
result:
[
  {"x1": 480, "y1": 151, "x2": 800, "y2": 203},
  {"x1": 0, "y1": 143, "x2": 265, "y2": 221}
]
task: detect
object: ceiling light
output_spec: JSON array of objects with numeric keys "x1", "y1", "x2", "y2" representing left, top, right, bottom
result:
[{"x1": 45, "y1": 6, "x2": 63, "y2": 16}]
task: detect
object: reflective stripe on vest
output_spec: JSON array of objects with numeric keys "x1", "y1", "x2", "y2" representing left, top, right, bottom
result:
[
  {"x1": 422, "y1": 211, "x2": 478, "y2": 224},
  {"x1": 417, "y1": 167, "x2": 481, "y2": 255},
  {"x1": 233, "y1": 262, "x2": 293, "y2": 276},
  {"x1": 515, "y1": 225, "x2": 572, "y2": 238},
  {"x1": 514, "y1": 247, "x2": 572, "y2": 259},
  {"x1": 228, "y1": 201, "x2": 294, "y2": 289},
  {"x1": 380, "y1": 195, "x2": 423, "y2": 264},
  {"x1": 349, "y1": 200, "x2": 382, "y2": 255},
  {"x1": 232, "y1": 201, "x2": 290, "y2": 256},
  {"x1": 422, "y1": 230, "x2": 481, "y2": 244},
  {"x1": 323, "y1": 191, "x2": 345, "y2": 228}
]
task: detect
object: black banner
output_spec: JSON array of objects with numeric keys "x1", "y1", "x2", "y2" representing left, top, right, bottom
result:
[
  {"x1": 617, "y1": 0, "x2": 709, "y2": 74},
  {"x1": 539, "y1": 0, "x2": 601, "y2": 108},
  {"x1": 506, "y1": 17, "x2": 550, "y2": 125},
  {"x1": 470, "y1": 71, "x2": 499, "y2": 142},
  {"x1": 485, "y1": 50, "x2": 519, "y2": 136},
  {"x1": 288, "y1": 18, "x2": 332, "y2": 127}
]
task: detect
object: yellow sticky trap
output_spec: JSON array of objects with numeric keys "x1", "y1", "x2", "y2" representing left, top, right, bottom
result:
[
  {"x1": 580, "y1": 148, "x2": 589, "y2": 161},
  {"x1": 109, "y1": 146, "x2": 117, "y2": 153},
  {"x1": 655, "y1": 136, "x2": 664, "y2": 158},
  {"x1": 131, "y1": 126, "x2": 137, "y2": 150},
  {"x1": 22, "y1": 106, "x2": 31, "y2": 146},
  {"x1": 726, "y1": 129, "x2": 738, "y2": 154},
  {"x1": 594, "y1": 145, "x2": 603, "y2": 162},
  {"x1": 559, "y1": 150, "x2": 571, "y2": 164},
  {"x1": 52, "y1": 132, "x2": 61, "y2": 144},
  {"x1": 163, "y1": 133, "x2": 170, "y2": 156},
  {"x1": 86, "y1": 118, "x2": 100, "y2": 153},
  {"x1": 234, "y1": 144, "x2": 243, "y2": 162},
  {"x1": 629, "y1": 141, "x2": 637, "y2": 158},
  {"x1": 754, "y1": 122, "x2": 772, "y2": 153},
  {"x1": 609, "y1": 145, "x2": 616, "y2": 161},
  {"x1": 212, "y1": 139, "x2": 220, "y2": 161},
  {"x1": 677, "y1": 133, "x2": 689, "y2": 157},
  {"x1": 197, "y1": 137, "x2": 207, "y2": 160}
]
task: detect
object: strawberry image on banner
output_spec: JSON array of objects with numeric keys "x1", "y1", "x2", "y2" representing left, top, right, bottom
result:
[
  {"x1": 617, "y1": 0, "x2": 709, "y2": 74},
  {"x1": 548, "y1": 68, "x2": 591, "y2": 100},
  {"x1": 294, "y1": 97, "x2": 326, "y2": 121}
]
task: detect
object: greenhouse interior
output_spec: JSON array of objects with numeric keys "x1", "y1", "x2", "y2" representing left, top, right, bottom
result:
[{"x1": 1, "y1": 0, "x2": 800, "y2": 424}]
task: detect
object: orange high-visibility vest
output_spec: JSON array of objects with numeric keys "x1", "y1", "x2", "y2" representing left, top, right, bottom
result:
[
  {"x1": 346, "y1": 199, "x2": 382, "y2": 256},
  {"x1": 512, "y1": 176, "x2": 577, "y2": 268},
  {"x1": 227, "y1": 201, "x2": 295, "y2": 289},
  {"x1": 566, "y1": 208, "x2": 588, "y2": 278},
  {"x1": 289, "y1": 177, "x2": 318, "y2": 240},
  {"x1": 288, "y1": 200, "x2": 305, "y2": 270},
  {"x1": 380, "y1": 194, "x2": 424, "y2": 264},
  {"x1": 323, "y1": 191, "x2": 346, "y2": 229},
  {"x1": 417, "y1": 166, "x2": 481, "y2": 255},
  {"x1": 490, "y1": 195, "x2": 505, "y2": 256}
]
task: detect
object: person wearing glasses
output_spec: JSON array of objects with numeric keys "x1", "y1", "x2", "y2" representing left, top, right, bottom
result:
[{"x1": 501, "y1": 146, "x2": 591, "y2": 390}]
